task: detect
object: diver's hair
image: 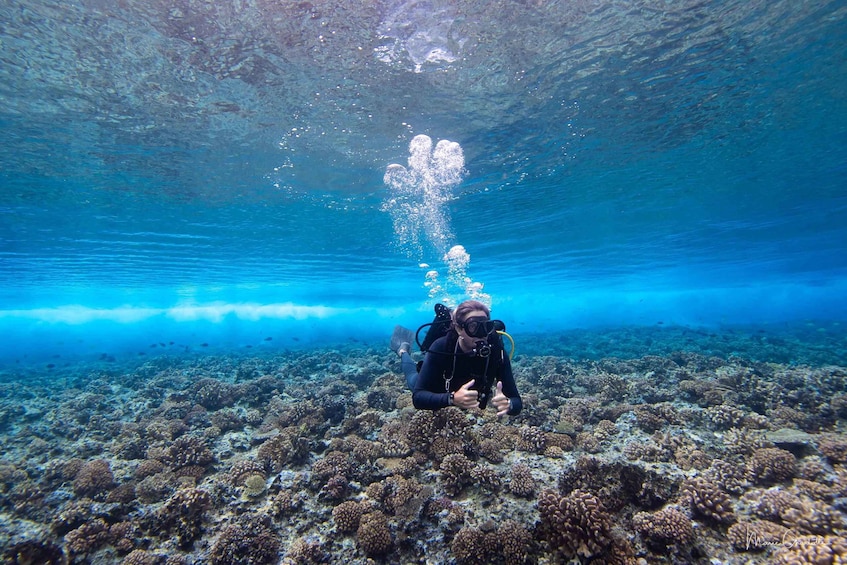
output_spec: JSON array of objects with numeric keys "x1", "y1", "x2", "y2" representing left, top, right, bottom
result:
[{"x1": 452, "y1": 300, "x2": 491, "y2": 328}]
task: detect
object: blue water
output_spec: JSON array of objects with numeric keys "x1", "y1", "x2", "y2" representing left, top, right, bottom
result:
[{"x1": 1, "y1": 0, "x2": 846, "y2": 365}]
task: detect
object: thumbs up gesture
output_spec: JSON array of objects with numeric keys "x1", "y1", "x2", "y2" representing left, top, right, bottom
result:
[
  {"x1": 453, "y1": 379, "x2": 479, "y2": 409},
  {"x1": 491, "y1": 381, "x2": 511, "y2": 417}
]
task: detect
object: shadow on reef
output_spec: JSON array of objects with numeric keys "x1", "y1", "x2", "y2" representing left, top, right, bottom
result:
[{"x1": 0, "y1": 345, "x2": 846, "y2": 564}]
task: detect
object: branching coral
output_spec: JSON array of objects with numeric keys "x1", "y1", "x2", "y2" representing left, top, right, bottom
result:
[
  {"x1": 121, "y1": 549, "x2": 163, "y2": 565},
  {"x1": 707, "y1": 404, "x2": 747, "y2": 430},
  {"x1": 781, "y1": 500, "x2": 844, "y2": 535},
  {"x1": 706, "y1": 458, "x2": 751, "y2": 495},
  {"x1": 681, "y1": 477, "x2": 735, "y2": 524},
  {"x1": 509, "y1": 463, "x2": 536, "y2": 498},
  {"x1": 450, "y1": 527, "x2": 491, "y2": 565},
  {"x1": 64, "y1": 518, "x2": 111, "y2": 558},
  {"x1": 209, "y1": 514, "x2": 280, "y2": 565},
  {"x1": 438, "y1": 454, "x2": 475, "y2": 496},
  {"x1": 2, "y1": 540, "x2": 64, "y2": 565},
  {"x1": 191, "y1": 378, "x2": 236, "y2": 410},
  {"x1": 256, "y1": 428, "x2": 310, "y2": 472},
  {"x1": 311, "y1": 451, "x2": 352, "y2": 484},
  {"x1": 747, "y1": 447, "x2": 797, "y2": 484},
  {"x1": 772, "y1": 535, "x2": 847, "y2": 564},
  {"x1": 470, "y1": 465, "x2": 501, "y2": 492},
  {"x1": 356, "y1": 511, "x2": 392, "y2": 557},
  {"x1": 499, "y1": 520, "x2": 532, "y2": 565},
  {"x1": 366, "y1": 475, "x2": 424, "y2": 517},
  {"x1": 537, "y1": 488, "x2": 614, "y2": 559},
  {"x1": 406, "y1": 408, "x2": 477, "y2": 459},
  {"x1": 164, "y1": 436, "x2": 215, "y2": 470},
  {"x1": 818, "y1": 436, "x2": 847, "y2": 464},
  {"x1": 72, "y1": 459, "x2": 115, "y2": 499},
  {"x1": 727, "y1": 520, "x2": 792, "y2": 552},
  {"x1": 516, "y1": 426, "x2": 546, "y2": 453},
  {"x1": 153, "y1": 488, "x2": 211, "y2": 548},
  {"x1": 633, "y1": 507, "x2": 694, "y2": 547},
  {"x1": 332, "y1": 500, "x2": 363, "y2": 533}
]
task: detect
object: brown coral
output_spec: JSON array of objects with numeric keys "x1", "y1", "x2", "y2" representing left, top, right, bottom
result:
[
  {"x1": 121, "y1": 549, "x2": 162, "y2": 565},
  {"x1": 727, "y1": 520, "x2": 793, "y2": 552},
  {"x1": 819, "y1": 436, "x2": 847, "y2": 464},
  {"x1": 356, "y1": 511, "x2": 392, "y2": 557},
  {"x1": 450, "y1": 527, "x2": 490, "y2": 565},
  {"x1": 782, "y1": 500, "x2": 844, "y2": 535},
  {"x1": 332, "y1": 500, "x2": 363, "y2": 533},
  {"x1": 406, "y1": 409, "x2": 477, "y2": 459},
  {"x1": 633, "y1": 507, "x2": 693, "y2": 547},
  {"x1": 753, "y1": 487, "x2": 803, "y2": 520},
  {"x1": 470, "y1": 465, "x2": 501, "y2": 492},
  {"x1": 478, "y1": 439, "x2": 505, "y2": 463},
  {"x1": 516, "y1": 426, "x2": 546, "y2": 453},
  {"x1": 508, "y1": 463, "x2": 536, "y2": 498},
  {"x1": 682, "y1": 477, "x2": 735, "y2": 523},
  {"x1": 748, "y1": 447, "x2": 797, "y2": 484},
  {"x1": 164, "y1": 436, "x2": 215, "y2": 470},
  {"x1": 706, "y1": 458, "x2": 750, "y2": 494},
  {"x1": 209, "y1": 514, "x2": 280, "y2": 565},
  {"x1": 155, "y1": 488, "x2": 211, "y2": 548},
  {"x1": 226, "y1": 460, "x2": 267, "y2": 486},
  {"x1": 311, "y1": 451, "x2": 353, "y2": 484},
  {"x1": 537, "y1": 488, "x2": 613, "y2": 559},
  {"x1": 72, "y1": 459, "x2": 115, "y2": 499},
  {"x1": 773, "y1": 535, "x2": 847, "y2": 564},
  {"x1": 439, "y1": 454, "x2": 475, "y2": 496},
  {"x1": 707, "y1": 404, "x2": 747, "y2": 429},
  {"x1": 256, "y1": 428, "x2": 309, "y2": 472},
  {"x1": 65, "y1": 518, "x2": 111, "y2": 558},
  {"x1": 499, "y1": 520, "x2": 532, "y2": 565}
]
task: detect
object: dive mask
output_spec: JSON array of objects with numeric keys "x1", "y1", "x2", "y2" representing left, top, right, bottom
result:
[{"x1": 460, "y1": 317, "x2": 505, "y2": 339}]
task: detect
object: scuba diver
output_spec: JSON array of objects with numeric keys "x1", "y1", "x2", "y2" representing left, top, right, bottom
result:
[{"x1": 390, "y1": 300, "x2": 523, "y2": 417}]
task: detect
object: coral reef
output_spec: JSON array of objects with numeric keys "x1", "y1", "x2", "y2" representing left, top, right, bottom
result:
[
  {"x1": 355, "y1": 510, "x2": 392, "y2": 557},
  {"x1": 537, "y1": 488, "x2": 619, "y2": 559},
  {"x1": 208, "y1": 514, "x2": 280, "y2": 565},
  {"x1": 633, "y1": 507, "x2": 694, "y2": 547},
  {"x1": 747, "y1": 447, "x2": 798, "y2": 484},
  {"x1": 332, "y1": 500, "x2": 363, "y2": 533},
  {"x1": 508, "y1": 463, "x2": 536, "y2": 498},
  {"x1": 0, "y1": 337, "x2": 845, "y2": 564},
  {"x1": 682, "y1": 477, "x2": 736, "y2": 523}
]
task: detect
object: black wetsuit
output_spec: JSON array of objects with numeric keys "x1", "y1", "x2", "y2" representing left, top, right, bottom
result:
[{"x1": 412, "y1": 333, "x2": 523, "y2": 415}]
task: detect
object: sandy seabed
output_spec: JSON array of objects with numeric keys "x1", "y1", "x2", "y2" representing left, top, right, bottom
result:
[{"x1": 1, "y1": 324, "x2": 846, "y2": 564}]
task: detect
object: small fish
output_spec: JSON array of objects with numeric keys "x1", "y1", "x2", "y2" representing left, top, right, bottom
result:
[
  {"x1": 264, "y1": 337, "x2": 273, "y2": 341},
  {"x1": 200, "y1": 343, "x2": 209, "y2": 347},
  {"x1": 46, "y1": 363, "x2": 55, "y2": 369}
]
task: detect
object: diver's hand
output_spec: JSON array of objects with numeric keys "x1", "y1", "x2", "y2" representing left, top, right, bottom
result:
[
  {"x1": 491, "y1": 381, "x2": 511, "y2": 416},
  {"x1": 453, "y1": 379, "x2": 479, "y2": 409}
]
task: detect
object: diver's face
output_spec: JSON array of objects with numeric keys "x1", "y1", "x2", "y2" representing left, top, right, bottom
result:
[{"x1": 456, "y1": 309, "x2": 490, "y2": 342}]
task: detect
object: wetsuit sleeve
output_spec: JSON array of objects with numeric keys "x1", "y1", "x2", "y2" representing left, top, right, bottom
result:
[
  {"x1": 499, "y1": 353, "x2": 523, "y2": 416},
  {"x1": 412, "y1": 346, "x2": 451, "y2": 410}
]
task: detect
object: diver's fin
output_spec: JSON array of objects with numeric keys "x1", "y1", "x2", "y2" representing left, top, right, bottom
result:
[{"x1": 390, "y1": 325, "x2": 415, "y2": 352}]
